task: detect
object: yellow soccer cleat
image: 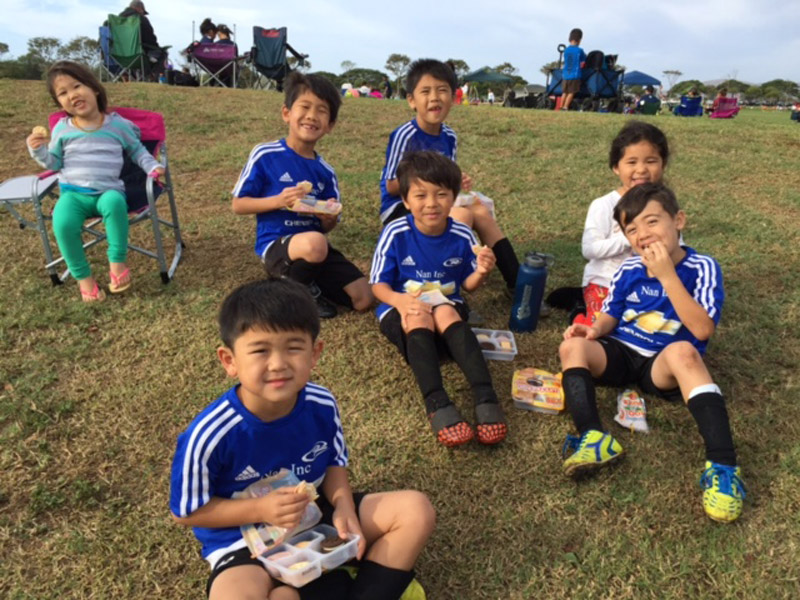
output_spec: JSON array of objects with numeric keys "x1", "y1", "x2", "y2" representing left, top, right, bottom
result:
[
  {"x1": 562, "y1": 429, "x2": 625, "y2": 477},
  {"x1": 700, "y1": 461, "x2": 746, "y2": 523}
]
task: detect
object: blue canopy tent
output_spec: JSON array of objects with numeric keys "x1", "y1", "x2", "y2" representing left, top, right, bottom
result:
[{"x1": 623, "y1": 70, "x2": 661, "y2": 87}]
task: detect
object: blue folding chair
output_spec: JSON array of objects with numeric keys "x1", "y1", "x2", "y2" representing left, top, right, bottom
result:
[
  {"x1": 674, "y1": 95, "x2": 703, "y2": 117},
  {"x1": 98, "y1": 25, "x2": 122, "y2": 82}
]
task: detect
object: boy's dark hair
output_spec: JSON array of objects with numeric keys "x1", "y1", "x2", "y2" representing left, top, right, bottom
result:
[
  {"x1": 219, "y1": 278, "x2": 320, "y2": 348},
  {"x1": 200, "y1": 18, "x2": 216, "y2": 36},
  {"x1": 569, "y1": 28, "x2": 583, "y2": 42},
  {"x1": 47, "y1": 60, "x2": 108, "y2": 114},
  {"x1": 284, "y1": 71, "x2": 342, "y2": 124},
  {"x1": 614, "y1": 182, "x2": 680, "y2": 228},
  {"x1": 397, "y1": 151, "x2": 461, "y2": 199},
  {"x1": 645, "y1": 85, "x2": 654, "y2": 94},
  {"x1": 406, "y1": 58, "x2": 458, "y2": 95},
  {"x1": 609, "y1": 120, "x2": 670, "y2": 169}
]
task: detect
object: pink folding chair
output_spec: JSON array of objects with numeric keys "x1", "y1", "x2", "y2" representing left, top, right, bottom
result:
[{"x1": 709, "y1": 97, "x2": 740, "y2": 119}]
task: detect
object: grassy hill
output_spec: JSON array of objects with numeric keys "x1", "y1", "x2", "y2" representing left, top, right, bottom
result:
[{"x1": 0, "y1": 79, "x2": 798, "y2": 599}]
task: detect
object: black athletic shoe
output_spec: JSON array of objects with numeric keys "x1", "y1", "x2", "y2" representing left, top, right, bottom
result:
[{"x1": 308, "y1": 282, "x2": 337, "y2": 319}]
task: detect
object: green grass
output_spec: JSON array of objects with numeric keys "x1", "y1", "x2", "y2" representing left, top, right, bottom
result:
[{"x1": 1, "y1": 79, "x2": 799, "y2": 599}]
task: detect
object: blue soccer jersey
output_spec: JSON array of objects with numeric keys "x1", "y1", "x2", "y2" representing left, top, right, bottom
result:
[
  {"x1": 232, "y1": 138, "x2": 340, "y2": 257},
  {"x1": 369, "y1": 215, "x2": 478, "y2": 320},
  {"x1": 379, "y1": 120, "x2": 458, "y2": 222},
  {"x1": 601, "y1": 246, "x2": 724, "y2": 357},
  {"x1": 563, "y1": 45, "x2": 587, "y2": 80},
  {"x1": 169, "y1": 383, "x2": 348, "y2": 568}
]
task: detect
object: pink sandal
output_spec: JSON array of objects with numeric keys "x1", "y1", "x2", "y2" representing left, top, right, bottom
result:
[
  {"x1": 80, "y1": 282, "x2": 106, "y2": 303},
  {"x1": 108, "y1": 268, "x2": 132, "y2": 294}
]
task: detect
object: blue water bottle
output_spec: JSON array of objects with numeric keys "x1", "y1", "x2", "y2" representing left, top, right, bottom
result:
[{"x1": 509, "y1": 252, "x2": 550, "y2": 332}]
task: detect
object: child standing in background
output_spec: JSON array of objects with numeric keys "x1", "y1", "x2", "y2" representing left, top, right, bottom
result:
[{"x1": 561, "y1": 28, "x2": 586, "y2": 111}]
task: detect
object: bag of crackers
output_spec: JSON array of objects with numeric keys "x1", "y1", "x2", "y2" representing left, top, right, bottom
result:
[
  {"x1": 511, "y1": 368, "x2": 564, "y2": 414},
  {"x1": 237, "y1": 469, "x2": 322, "y2": 558}
]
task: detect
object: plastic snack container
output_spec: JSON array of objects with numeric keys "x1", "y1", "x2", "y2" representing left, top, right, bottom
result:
[
  {"x1": 259, "y1": 524, "x2": 360, "y2": 587},
  {"x1": 472, "y1": 328, "x2": 518, "y2": 361}
]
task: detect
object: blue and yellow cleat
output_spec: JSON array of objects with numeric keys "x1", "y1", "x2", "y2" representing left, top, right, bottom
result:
[
  {"x1": 700, "y1": 461, "x2": 746, "y2": 523},
  {"x1": 562, "y1": 429, "x2": 625, "y2": 477}
]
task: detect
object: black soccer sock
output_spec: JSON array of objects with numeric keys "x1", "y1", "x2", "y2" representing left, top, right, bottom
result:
[
  {"x1": 288, "y1": 258, "x2": 322, "y2": 286},
  {"x1": 562, "y1": 367, "x2": 602, "y2": 434},
  {"x1": 349, "y1": 560, "x2": 415, "y2": 600},
  {"x1": 491, "y1": 237, "x2": 520, "y2": 289},
  {"x1": 406, "y1": 328, "x2": 451, "y2": 413},
  {"x1": 300, "y1": 568, "x2": 353, "y2": 600},
  {"x1": 687, "y1": 391, "x2": 737, "y2": 466},
  {"x1": 441, "y1": 321, "x2": 497, "y2": 405}
]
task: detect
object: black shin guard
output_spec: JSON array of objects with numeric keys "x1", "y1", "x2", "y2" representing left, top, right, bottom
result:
[
  {"x1": 688, "y1": 392, "x2": 737, "y2": 466},
  {"x1": 491, "y1": 237, "x2": 520, "y2": 289},
  {"x1": 406, "y1": 328, "x2": 450, "y2": 413},
  {"x1": 349, "y1": 560, "x2": 415, "y2": 600},
  {"x1": 441, "y1": 321, "x2": 497, "y2": 404},
  {"x1": 563, "y1": 367, "x2": 602, "y2": 434},
  {"x1": 288, "y1": 258, "x2": 321, "y2": 286}
]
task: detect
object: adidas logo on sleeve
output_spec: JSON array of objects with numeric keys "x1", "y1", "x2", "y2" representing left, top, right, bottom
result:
[
  {"x1": 234, "y1": 465, "x2": 261, "y2": 481},
  {"x1": 279, "y1": 172, "x2": 293, "y2": 183}
]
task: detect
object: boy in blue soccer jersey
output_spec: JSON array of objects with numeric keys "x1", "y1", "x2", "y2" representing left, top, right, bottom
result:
[
  {"x1": 371, "y1": 151, "x2": 507, "y2": 447},
  {"x1": 170, "y1": 279, "x2": 434, "y2": 600},
  {"x1": 379, "y1": 58, "x2": 521, "y2": 292},
  {"x1": 558, "y1": 183, "x2": 745, "y2": 523},
  {"x1": 232, "y1": 72, "x2": 372, "y2": 319},
  {"x1": 561, "y1": 28, "x2": 586, "y2": 111}
]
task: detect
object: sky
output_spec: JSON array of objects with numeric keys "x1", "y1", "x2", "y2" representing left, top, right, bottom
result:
[{"x1": 1, "y1": 0, "x2": 799, "y2": 86}]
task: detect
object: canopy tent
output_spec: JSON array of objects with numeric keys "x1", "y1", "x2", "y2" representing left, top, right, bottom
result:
[
  {"x1": 462, "y1": 67, "x2": 514, "y2": 83},
  {"x1": 623, "y1": 70, "x2": 661, "y2": 87}
]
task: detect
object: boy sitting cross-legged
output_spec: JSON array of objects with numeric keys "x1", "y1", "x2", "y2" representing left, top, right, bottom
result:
[
  {"x1": 170, "y1": 278, "x2": 434, "y2": 599},
  {"x1": 231, "y1": 71, "x2": 372, "y2": 319},
  {"x1": 379, "y1": 58, "x2": 521, "y2": 292},
  {"x1": 370, "y1": 151, "x2": 507, "y2": 447},
  {"x1": 558, "y1": 182, "x2": 746, "y2": 523}
]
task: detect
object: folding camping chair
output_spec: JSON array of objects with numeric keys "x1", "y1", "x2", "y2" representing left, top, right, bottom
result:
[
  {"x1": 637, "y1": 99, "x2": 661, "y2": 115},
  {"x1": 674, "y1": 96, "x2": 703, "y2": 116},
  {"x1": 186, "y1": 43, "x2": 241, "y2": 88},
  {"x1": 0, "y1": 107, "x2": 183, "y2": 286},
  {"x1": 106, "y1": 14, "x2": 146, "y2": 81},
  {"x1": 709, "y1": 96, "x2": 740, "y2": 119},
  {"x1": 98, "y1": 25, "x2": 122, "y2": 82},
  {"x1": 248, "y1": 26, "x2": 307, "y2": 91}
]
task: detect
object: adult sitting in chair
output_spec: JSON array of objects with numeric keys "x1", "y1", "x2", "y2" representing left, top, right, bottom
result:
[
  {"x1": 119, "y1": 0, "x2": 167, "y2": 81},
  {"x1": 636, "y1": 85, "x2": 661, "y2": 114},
  {"x1": 213, "y1": 24, "x2": 238, "y2": 87}
]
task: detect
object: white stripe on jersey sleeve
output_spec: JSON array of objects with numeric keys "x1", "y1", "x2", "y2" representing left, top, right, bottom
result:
[
  {"x1": 385, "y1": 122, "x2": 416, "y2": 179},
  {"x1": 318, "y1": 157, "x2": 340, "y2": 201},
  {"x1": 442, "y1": 124, "x2": 458, "y2": 160},
  {"x1": 305, "y1": 383, "x2": 348, "y2": 466},
  {"x1": 451, "y1": 221, "x2": 479, "y2": 246},
  {"x1": 231, "y1": 142, "x2": 283, "y2": 196},
  {"x1": 370, "y1": 218, "x2": 410, "y2": 283},
  {"x1": 179, "y1": 402, "x2": 243, "y2": 516},
  {"x1": 686, "y1": 254, "x2": 720, "y2": 319}
]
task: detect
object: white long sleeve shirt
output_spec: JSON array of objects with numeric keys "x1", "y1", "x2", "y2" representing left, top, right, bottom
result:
[{"x1": 581, "y1": 190, "x2": 631, "y2": 288}]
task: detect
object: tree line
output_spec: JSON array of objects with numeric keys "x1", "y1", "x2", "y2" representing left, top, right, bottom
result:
[{"x1": 0, "y1": 37, "x2": 100, "y2": 80}]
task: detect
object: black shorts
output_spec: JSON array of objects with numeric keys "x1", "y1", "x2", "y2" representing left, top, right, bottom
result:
[
  {"x1": 595, "y1": 337, "x2": 682, "y2": 401},
  {"x1": 263, "y1": 235, "x2": 365, "y2": 306},
  {"x1": 381, "y1": 203, "x2": 410, "y2": 226},
  {"x1": 563, "y1": 78, "x2": 581, "y2": 95},
  {"x1": 206, "y1": 492, "x2": 367, "y2": 597},
  {"x1": 379, "y1": 303, "x2": 471, "y2": 363}
]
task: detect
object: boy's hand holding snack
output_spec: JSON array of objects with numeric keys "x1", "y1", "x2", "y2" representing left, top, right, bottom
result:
[
  {"x1": 27, "y1": 126, "x2": 49, "y2": 149},
  {"x1": 318, "y1": 210, "x2": 339, "y2": 231},
  {"x1": 258, "y1": 487, "x2": 311, "y2": 529},
  {"x1": 397, "y1": 291, "x2": 433, "y2": 328},
  {"x1": 277, "y1": 184, "x2": 308, "y2": 209},
  {"x1": 331, "y1": 504, "x2": 366, "y2": 559},
  {"x1": 474, "y1": 245, "x2": 496, "y2": 275}
]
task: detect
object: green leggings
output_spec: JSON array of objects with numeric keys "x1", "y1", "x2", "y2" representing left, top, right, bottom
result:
[{"x1": 52, "y1": 189, "x2": 128, "y2": 280}]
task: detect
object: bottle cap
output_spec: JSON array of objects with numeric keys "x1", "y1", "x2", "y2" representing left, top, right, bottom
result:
[{"x1": 524, "y1": 252, "x2": 554, "y2": 268}]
